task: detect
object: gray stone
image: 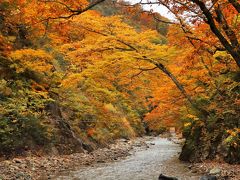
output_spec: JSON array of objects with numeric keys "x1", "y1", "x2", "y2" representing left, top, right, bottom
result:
[
  {"x1": 200, "y1": 175, "x2": 217, "y2": 180},
  {"x1": 158, "y1": 174, "x2": 178, "y2": 180},
  {"x1": 209, "y1": 167, "x2": 221, "y2": 175},
  {"x1": 13, "y1": 158, "x2": 22, "y2": 163}
]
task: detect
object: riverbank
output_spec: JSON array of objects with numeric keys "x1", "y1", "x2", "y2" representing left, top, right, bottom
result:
[
  {"x1": 0, "y1": 137, "x2": 147, "y2": 180},
  {"x1": 190, "y1": 161, "x2": 240, "y2": 180},
  {"x1": 0, "y1": 136, "x2": 239, "y2": 180},
  {"x1": 168, "y1": 136, "x2": 240, "y2": 180}
]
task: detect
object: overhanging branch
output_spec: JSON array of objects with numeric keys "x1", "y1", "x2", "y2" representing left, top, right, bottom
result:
[{"x1": 42, "y1": 0, "x2": 106, "y2": 20}]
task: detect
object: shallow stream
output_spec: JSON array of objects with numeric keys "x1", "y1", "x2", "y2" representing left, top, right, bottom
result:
[{"x1": 56, "y1": 137, "x2": 200, "y2": 180}]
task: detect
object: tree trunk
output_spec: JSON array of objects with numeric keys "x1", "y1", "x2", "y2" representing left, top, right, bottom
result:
[
  {"x1": 155, "y1": 63, "x2": 194, "y2": 105},
  {"x1": 192, "y1": 0, "x2": 240, "y2": 68},
  {"x1": 155, "y1": 63, "x2": 209, "y2": 117}
]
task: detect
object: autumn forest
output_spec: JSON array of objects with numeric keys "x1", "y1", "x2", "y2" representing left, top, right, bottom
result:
[{"x1": 0, "y1": 0, "x2": 239, "y2": 179}]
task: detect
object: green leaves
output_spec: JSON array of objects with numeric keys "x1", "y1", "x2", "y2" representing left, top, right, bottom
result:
[{"x1": 0, "y1": 114, "x2": 49, "y2": 154}]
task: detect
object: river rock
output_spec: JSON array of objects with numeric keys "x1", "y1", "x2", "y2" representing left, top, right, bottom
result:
[
  {"x1": 117, "y1": 138, "x2": 129, "y2": 143},
  {"x1": 200, "y1": 175, "x2": 217, "y2": 180},
  {"x1": 13, "y1": 158, "x2": 23, "y2": 163},
  {"x1": 209, "y1": 167, "x2": 221, "y2": 175},
  {"x1": 158, "y1": 174, "x2": 178, "y2": 180}
]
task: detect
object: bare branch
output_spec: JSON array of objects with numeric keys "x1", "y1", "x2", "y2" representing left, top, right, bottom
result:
[
  {"x1": 151, "y1": 13, "x2": 177, "y2": 25},
  {"x1": 131, "y1": 66, "x2": 158, "y2": 79},
  {"x1": 78, "y1": 25, "x2": 138, "y2": 51},
  {"x1": 41, "y1": 0, "x2": 106, "y2": 20},
  {"x1": 40, "y1": 0, "x2": 77, "y2": 12}
]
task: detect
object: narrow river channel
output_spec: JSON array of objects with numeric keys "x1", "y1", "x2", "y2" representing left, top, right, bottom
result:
[{"x1": 56, "y1": 137, "x2": 201, "y2": 180}]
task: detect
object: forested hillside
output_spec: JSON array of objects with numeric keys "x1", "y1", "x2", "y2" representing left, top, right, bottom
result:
[{"x1": 0, "y1": 0, "x2": 239, "y2": 165}]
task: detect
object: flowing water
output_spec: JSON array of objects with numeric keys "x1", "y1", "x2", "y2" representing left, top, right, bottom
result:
[{"x1": 56, "y1": 137, "x2": 201, "y2": 180}]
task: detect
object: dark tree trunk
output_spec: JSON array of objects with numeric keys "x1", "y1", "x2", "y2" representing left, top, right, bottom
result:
[
  {"x1": 155, "y1": 63, "x2": 209, "y2": 117},
  {"x1": 192, "y1": 0, "x2": 240, "y2": 68},
  {"x1": 155, "y1": 63, "x2": 194, "y2": 105}
]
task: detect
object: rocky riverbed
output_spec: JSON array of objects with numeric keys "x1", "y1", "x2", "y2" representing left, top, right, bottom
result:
[
  {"x1": 0, "y1": 138, "x2": 138, "y2": 180},
  {"x1": 190, "y1": 161, "x2": 240, "y2": 180},
  {"x1": 0, "y1": 136, "x2": 239, "y2": 180},
  {"x1": 56, "y1": 136, "x2": 200, "y2": 180}
]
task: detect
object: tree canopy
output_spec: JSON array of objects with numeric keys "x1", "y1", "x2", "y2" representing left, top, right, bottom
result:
[{"x1": 0, "y1": 0, "x2": 239, "y2": 163}]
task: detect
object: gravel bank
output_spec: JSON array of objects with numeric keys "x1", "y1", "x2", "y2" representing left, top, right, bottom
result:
[{"x1": 0, "y1": 138, "x2": 146, "y2": 180}]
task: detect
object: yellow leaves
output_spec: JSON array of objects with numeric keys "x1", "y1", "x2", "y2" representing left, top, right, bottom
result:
[
  {"x1": 9, "y1": 49, "x2": 53, "y2": 74},
  {"x1": 120, "y1": 117, "x2": 135, "y2": 136},
  {"x1": 60, "y1": 73, "x2": 82, "y2": 88},
  {"x1": 227, "y1": 128, "x2": 240, "y2": 136},
  {"x1": 104, "y1": 103, "x2": 117, "y2": 113},
  {"x1": 227, "y1": 130, "x2": 237, "y2": 137},
  {"x1": 0, "y1": 79, "x2": 12, "y2": 96},
  {"x1": 186, "y1": 114, "x2": 199, "y2": 121},
  {"x1": 184, "y1": 122, "x2": 191, "y2": 127},
  {"x1": 70, "y1": 13, "x2": 159, "y2": 51},
  {"x1": 225, "y1": 128, "x2": 240, "y2": 148},
  {"x1": 12, "y1": 119, "x2": 18, "y2": 123}
]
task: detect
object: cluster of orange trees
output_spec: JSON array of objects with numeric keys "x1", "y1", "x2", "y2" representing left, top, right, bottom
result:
[{"x1": 0, "y1": 0, "x2": 239, "y2": 162}]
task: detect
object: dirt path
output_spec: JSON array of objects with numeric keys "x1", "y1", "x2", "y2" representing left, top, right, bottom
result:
[{"x1": 55, "y1": 137, "x2": 200, "y2": 180}]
